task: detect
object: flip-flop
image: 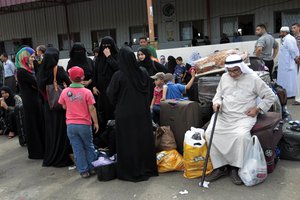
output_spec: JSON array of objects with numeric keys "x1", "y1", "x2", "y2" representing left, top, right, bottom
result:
[
  {"x1": 8, "y1": 135, "x2": 15, "y2": 139},
  {"x1": 292, "y1": 101, "x2": 300, "y2": 105}
]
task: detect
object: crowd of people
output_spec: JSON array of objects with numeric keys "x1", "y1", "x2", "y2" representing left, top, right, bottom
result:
[{"x1": 0, "y1": 22, "x2": 299, "y2": 185}]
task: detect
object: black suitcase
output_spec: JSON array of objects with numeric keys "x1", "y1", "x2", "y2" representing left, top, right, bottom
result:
[
  {"x1": 160, "y1": 100, "x2": 202, "y2": 154},
  {"x1": 279, "y1": 123, "x2": 300, "y2": 161},
  {"x1": 15, "y1": 105, "x2": 27, "y2": 146},
  {"x1": 95, "y1": 163, "x2": 117, "y2": 181},
  {"x1": 198, "y1": 75, "x2": 222, "y2": 124}
]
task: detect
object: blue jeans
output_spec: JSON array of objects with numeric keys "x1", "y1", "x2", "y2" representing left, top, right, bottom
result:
[
  {"x1": 67, "y1": 124, "x2": 97, "y2": 173},
  {"x1": 152, "y1": 104, "x2": 161, "y2": 124}
]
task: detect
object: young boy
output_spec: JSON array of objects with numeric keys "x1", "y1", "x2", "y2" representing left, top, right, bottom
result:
[
  {"x1": 150, "y1": 72, "x2": 165, "y2": 124},
  {"x1": 58, "y1": 66, "x2": 99, "y2": 178},
  {"x1": 173, "y1": 57, "x2": 187, "y2": 83},
  {"x1": 162, "y1": 69, "x2": 195, "y2": 100}
]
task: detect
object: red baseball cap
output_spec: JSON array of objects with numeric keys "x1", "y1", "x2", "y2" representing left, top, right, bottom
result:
[{"x1": 68, "y1": 66, "x2": 84, "y2": 81}]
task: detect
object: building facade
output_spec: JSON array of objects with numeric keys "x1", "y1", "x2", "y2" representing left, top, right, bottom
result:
[{"x1": 0, "y1": 0, "x2": 299, "y2": 58}]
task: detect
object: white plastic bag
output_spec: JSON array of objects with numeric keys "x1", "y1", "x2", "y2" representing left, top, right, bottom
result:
[{"x1": 238, "y1": 135, "x2": 267, "y2": 186}]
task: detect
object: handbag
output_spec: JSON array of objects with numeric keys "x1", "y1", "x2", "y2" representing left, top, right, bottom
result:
[{"x1": 46, "y1": 66, "x2": 63, "y2": 110}]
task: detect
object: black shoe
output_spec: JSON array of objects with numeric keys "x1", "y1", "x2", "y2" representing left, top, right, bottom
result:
[
  {"x1": 89, "y1": 169, "x2": 96, "y2": 176},
  {"x1": 205, "y1": 167, "x2": 229, "y2": 182},
  {"x1": 230, "y1": 168, "x2": 243, "y2": 185}
]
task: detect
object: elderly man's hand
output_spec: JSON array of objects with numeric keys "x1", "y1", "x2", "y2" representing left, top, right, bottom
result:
[
  {"x1": 212, "y1": 103, "x2": 221, "y2": 112},
  {"x1": 245, "y1": 107, "x2": 260, "y2": 117}
]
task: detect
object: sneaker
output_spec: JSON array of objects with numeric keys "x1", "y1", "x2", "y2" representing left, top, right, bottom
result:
[
  {"x1": 205, "y1": 166, "x2": 229, "y2": 182},
  {"x1": 230, "y1": 168, "x2": 243, "y2": 185},
  {"x1": 80, "y1": 172, "x2": 90, "y2": 178}
]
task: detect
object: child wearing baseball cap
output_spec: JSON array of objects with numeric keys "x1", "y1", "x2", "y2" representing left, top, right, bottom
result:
[
  {"x1": 58, "y1": 66, "x2": 99, "y2": 178},
  {"x1": 150, "y1": 72, "x2": 165, "y2": 124}
]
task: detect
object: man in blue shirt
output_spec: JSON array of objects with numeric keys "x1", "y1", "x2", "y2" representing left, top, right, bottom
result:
[
  {"x1": 162, "y1": 70, "x2": 195, "y2": 100},
  {"x1": 0, "y1": 53, "x2": 16, "y2": 93}
]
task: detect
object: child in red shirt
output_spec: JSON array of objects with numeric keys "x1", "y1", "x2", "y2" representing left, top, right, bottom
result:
[
  {"x1": 58, "y1": 66, "x2": 99, "y2": 178},
  {"x1": 150, "y1": 72, "x2": 165, "y2": 124}
]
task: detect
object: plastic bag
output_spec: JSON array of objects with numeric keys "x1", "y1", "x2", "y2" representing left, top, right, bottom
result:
[
  {"x1": 157, "y1": 149, "x2": 184, "y2": 173},
  {"x1": 238, "y1": 135, "x2": 267, "y2": 186},
  {"x1": 183, "y1": 127, "x2": 213, "y2": 179}
]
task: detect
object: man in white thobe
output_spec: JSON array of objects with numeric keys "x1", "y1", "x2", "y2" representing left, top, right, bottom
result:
[
  {"x1": 205, "y1": 54, "x2": 275, "y2": 185},
  {"x1": 291, "y1": 23, "x2": 300, "y2": 104},
  {"x1": 277, "y1": 26, "x2": 299, "y2": 98}
]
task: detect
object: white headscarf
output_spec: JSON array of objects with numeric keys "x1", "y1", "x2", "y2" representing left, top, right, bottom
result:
[{"x1": 224, "y1": 54, "x2": 254, "y2": 74}]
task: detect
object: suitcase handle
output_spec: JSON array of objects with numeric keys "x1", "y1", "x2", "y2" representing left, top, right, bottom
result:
[{"x1": 168, "y1": 101, "x2": 178, "y2": 106}]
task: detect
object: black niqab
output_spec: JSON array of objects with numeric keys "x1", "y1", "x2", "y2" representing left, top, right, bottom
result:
[
  {"x1": 37, "y1": 47, "x2": 60, "y2": 89},
  {"x1": 97, "y1": 36, "x2": 119, "y2": 76},
  {"x1": 67, "y1": 43, "x2": 93, "y2": 80},
  {"x1": 119, "y1": 46, "x2": 149, "y2": 94},
  {"x1": 167, "y1": 56, "x2": 177, "y2": 74}
]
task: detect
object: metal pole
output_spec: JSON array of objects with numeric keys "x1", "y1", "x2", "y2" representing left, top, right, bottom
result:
[
  {"x1": 146, "y1": 0, "x2": 155, "y2": 43},
  {"x1": 64, "y1": 2, "x2": 71, "y2": 50},
  {"x1": 206, "y1": 0, "x2": 211, "y2": 40}
]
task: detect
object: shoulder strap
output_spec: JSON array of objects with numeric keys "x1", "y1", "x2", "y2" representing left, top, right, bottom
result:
[
  {"x1": 53, "y1": 66, "x2": 58, "y2": 91},
  {"x1": 152, "y1": 61, "x2": 158, "y2": 73}
]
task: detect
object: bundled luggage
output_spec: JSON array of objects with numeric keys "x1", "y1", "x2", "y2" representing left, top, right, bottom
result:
[
  {"x1": 279, "y1": 122, "x2": 300, "y2": 161},
  {"x1": 93, "y1": 152, "x2": 117, "y2": 181},
  {"x1": 183, "y1": 127, "x2": 213, "y2": 179},
  {"x1": 160, "y1": 100, "x2": 202, "y2": 154},
  {"x1": 197, "y1": 74, "x2": 222, "y2": 124},
  {"x1": 250, "y1": 112, "x2": 283, "y2": 173},
  {"x1": 154, "y1": 126, "x2": 177, "y2": 152}
]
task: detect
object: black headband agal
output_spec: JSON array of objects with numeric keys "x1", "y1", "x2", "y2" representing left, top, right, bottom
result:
[{"x1": 225, "y1": 59, "x2": 243, "y2": 65}]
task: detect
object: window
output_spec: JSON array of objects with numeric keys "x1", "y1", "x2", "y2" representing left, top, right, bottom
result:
[
  {"x1": 220, "y1": 15, "x2": 254, "y2": 36},
  {"x1": 91, "y1": 29, "x2": 116, "y2": 49},
  {"x1": 274, "y1": 9, "x2": 300, "y2": 33},
  {"x1": 58, "y1": 32, "x2": 80, "y2": 51},
  {"x1": 129, "y1": 25, "x2": 158, "y2": 44},
  {"x1": 179, "y1": 20, "x2": 204, "y2": 41}
]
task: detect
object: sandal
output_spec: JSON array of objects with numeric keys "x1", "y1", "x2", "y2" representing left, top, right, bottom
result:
[{"x1": 8, "y1": 132, "x2": 15, "y2": 139}]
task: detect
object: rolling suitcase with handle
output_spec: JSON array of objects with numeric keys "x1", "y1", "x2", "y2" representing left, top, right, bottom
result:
[{"x1": 160, "y1": 100, "x2": 202, "y2": 154}]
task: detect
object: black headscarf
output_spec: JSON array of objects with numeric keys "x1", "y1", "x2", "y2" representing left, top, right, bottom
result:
[
  {"x1": 67, "y1": 43, "x2": 93, "y2": 80},
  {"x1": 37, "y1": 47, "x2": 60, "y2": 89},
  {"x1": 119, "y1": 46, "x2": 149, "y2": 94},
  {"x1": 97, "y1": 36, "x2": 119, "y2": 75},
  {"x1": 137, "y1": 47, "x2": 153, "y2": 71},
  {"x1": 1, "y1": 86, "x2": 15, "y2": 107},
  {"x1": 167, "y1": 56, "x2": 177, "y2": 74}
]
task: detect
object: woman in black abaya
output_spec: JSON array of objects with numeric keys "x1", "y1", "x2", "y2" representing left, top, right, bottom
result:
[
  {"x1": 15, "y1": 47, "x2": 45, "y2": 159},
  {"x1": 37, "y1": 47, "x2": 73, "y2": 167},
  {"x1": 137, "y1": 47, "x2": 166, "y2": 101},
  {"x1": 67, "y1": 43, "x2": 94, "y2": 90},
  {"x1": 92, "y1": 36, "x2": 119, "y2": 128},
  {"x1": 107, "y1": 46, "x2": 158, "y2": 182}
]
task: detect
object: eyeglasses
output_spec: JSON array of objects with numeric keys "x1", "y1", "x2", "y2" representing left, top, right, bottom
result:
[{"x1": 227, "y1": 68, "x2": 241, "y2": 74}]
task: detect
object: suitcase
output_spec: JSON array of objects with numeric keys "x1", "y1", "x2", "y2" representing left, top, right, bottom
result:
[
  {"x1": 198, "y1": 75, "x2": 222, "y2": 124},
  {"x1": 15, "y1": 105, "x2": 27, "y2": 147},
  {"x1": 95, "y1": 162, "x2": 117, "y2": 181},
  {"x1": 278, "y1": 123, "x2": 300, "y2": 161},
  {"x1": 160, "y1": 100, "x2": 202, "y2": 154},
  {"x1": 251, "y1": 112, "x2": 283, "y2": 173}
]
